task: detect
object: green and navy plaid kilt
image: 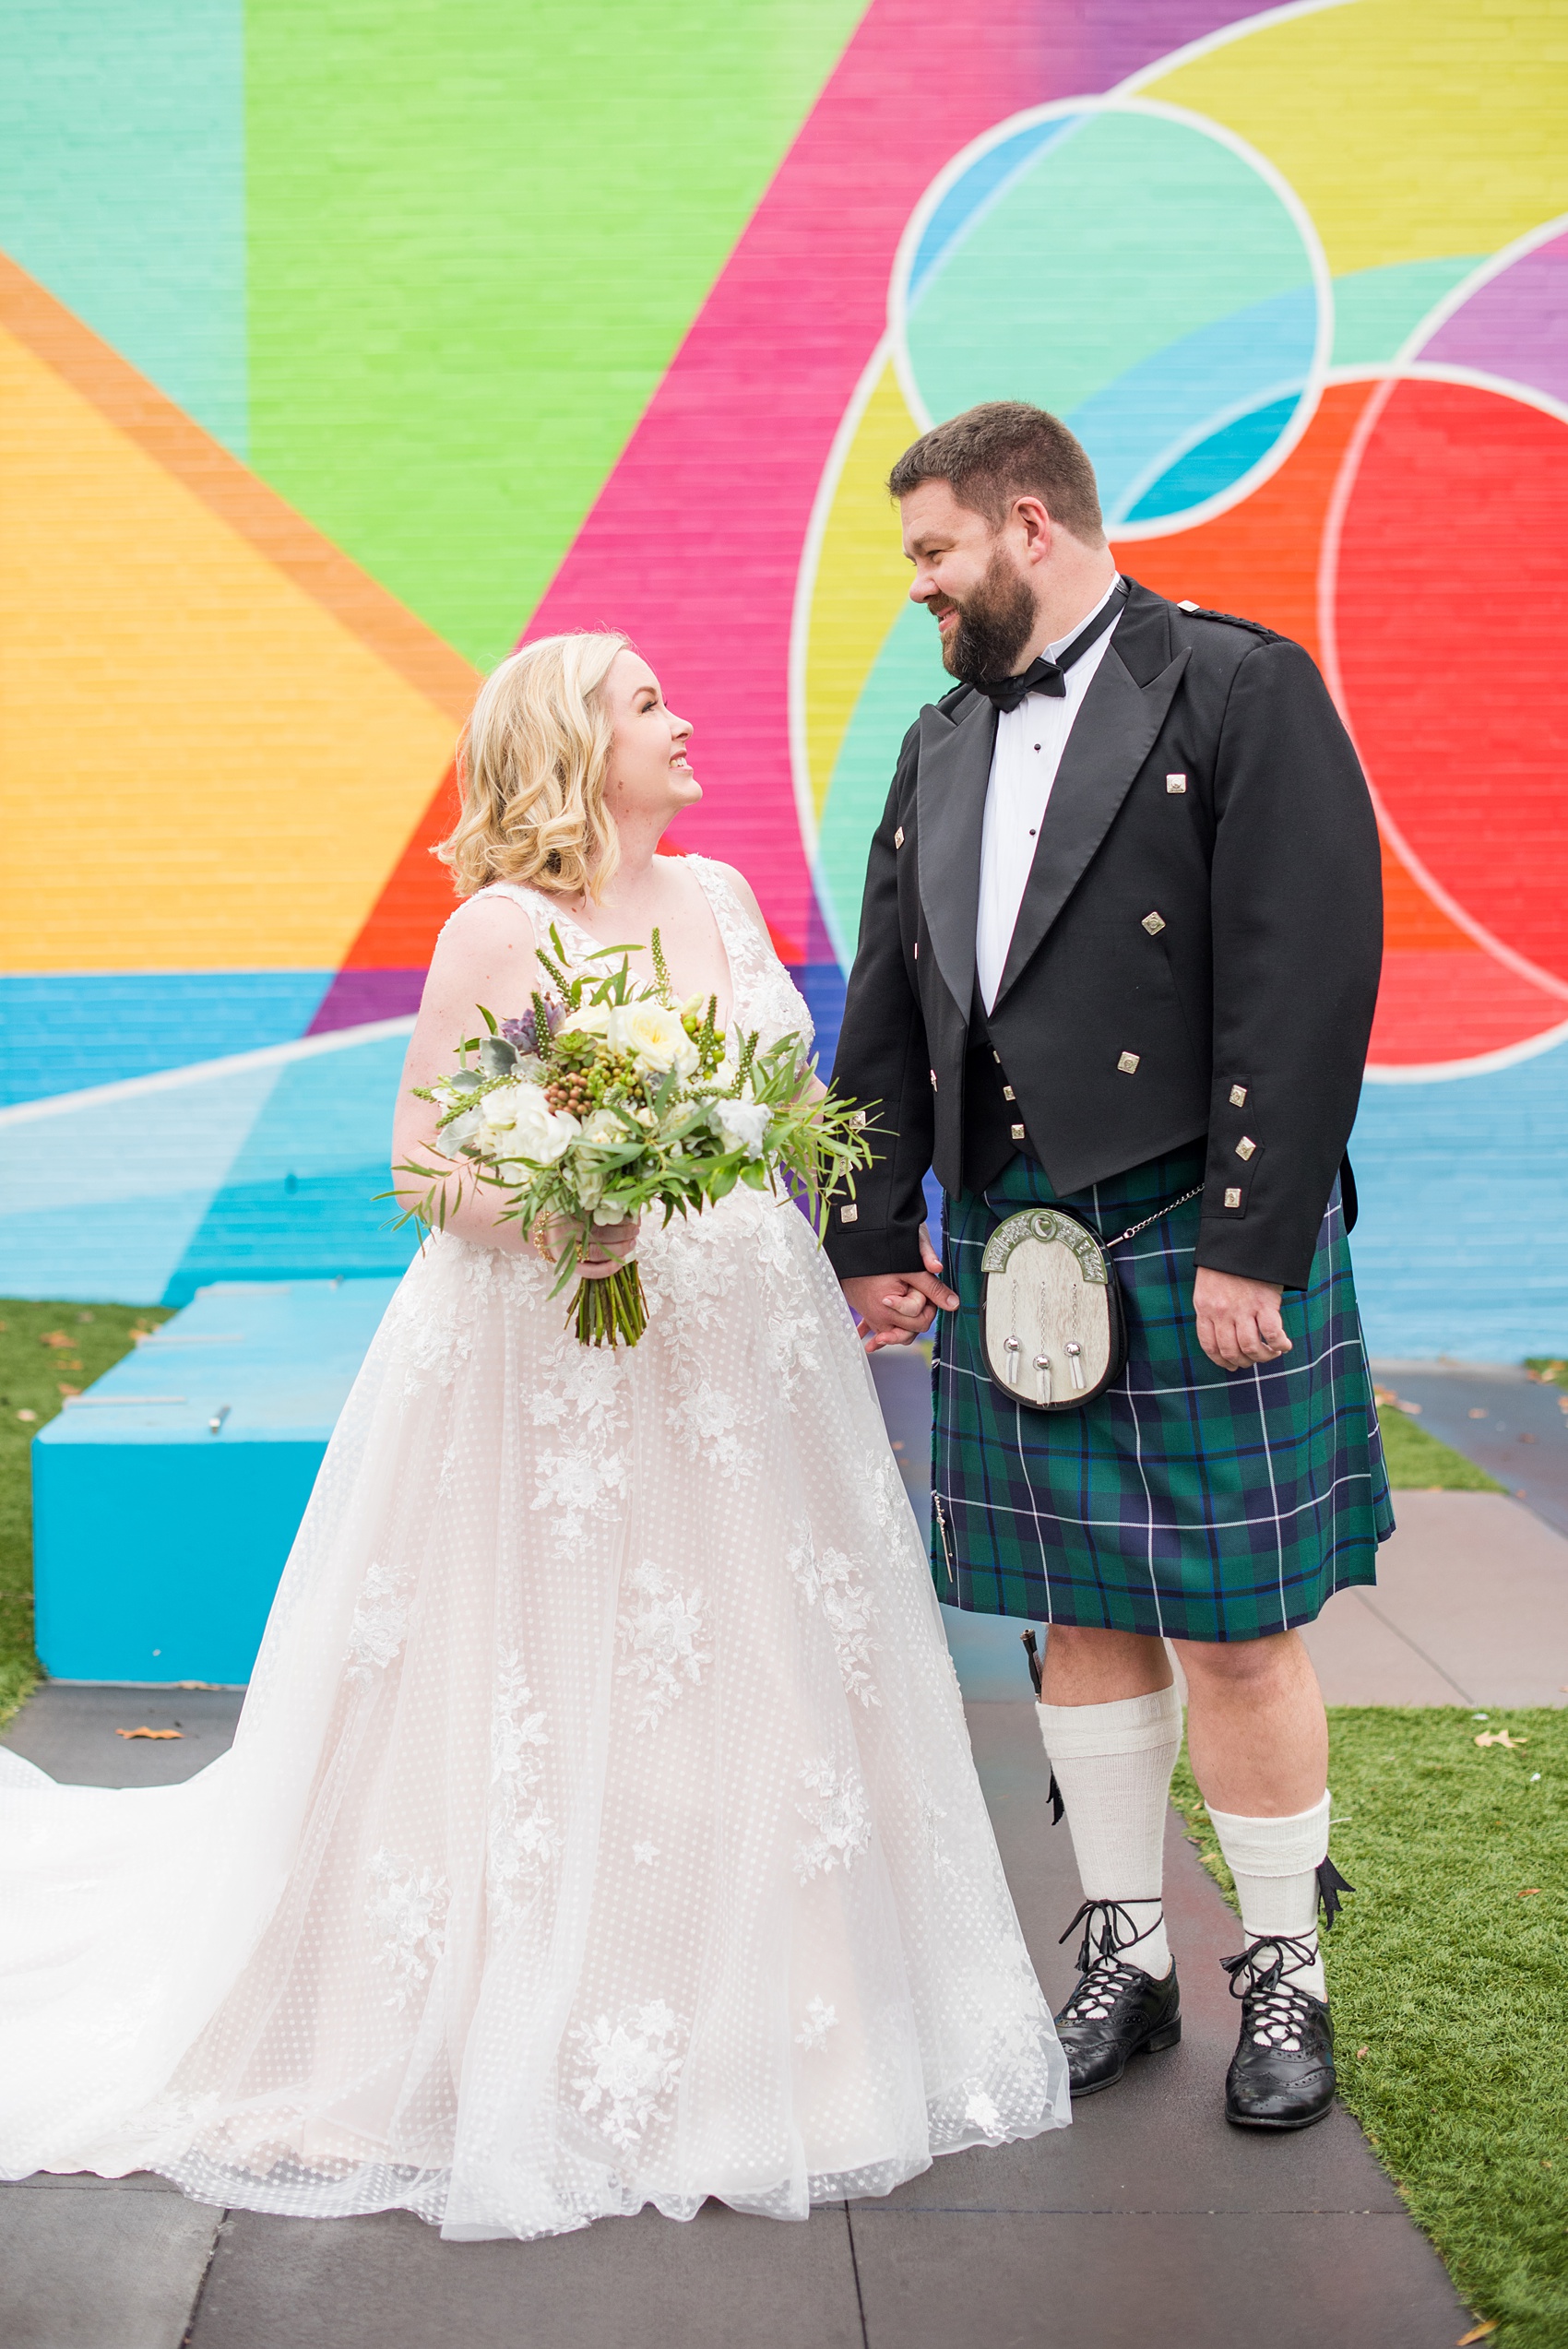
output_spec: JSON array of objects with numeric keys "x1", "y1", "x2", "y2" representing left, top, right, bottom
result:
[{"x1": 931, "y1": 1145, "x2": 1394, "y2": 1643}]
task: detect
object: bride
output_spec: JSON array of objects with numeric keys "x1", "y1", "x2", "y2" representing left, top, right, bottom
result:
[{"x1": 0, "y1": 632, "x2": 1067, "y2": 2240}]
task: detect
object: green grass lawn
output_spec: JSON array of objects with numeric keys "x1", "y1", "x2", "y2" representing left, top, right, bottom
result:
[
  {"x1": 0, "y1": 1297, "x2": 171, "y2": 1729},
  {"x1": 1376, "y1": 1396, "x2": 1507, "y2": 1491},
  {"x1": 1172, "y1": 1711, "x2": 1568, "y2": 2348}
]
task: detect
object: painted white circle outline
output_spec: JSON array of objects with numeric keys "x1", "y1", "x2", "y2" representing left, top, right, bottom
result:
[
  {"x1": 1313, "y1": 296, "x2": 1568, "y2": 1078},
  {"x1": 886, "y1": 94, "x2": 1334, "y2": 543}
]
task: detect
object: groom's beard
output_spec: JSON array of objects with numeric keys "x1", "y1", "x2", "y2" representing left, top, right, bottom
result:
[{"x1": 939, "y1": 550, "x2": 1039, "y2": 685}]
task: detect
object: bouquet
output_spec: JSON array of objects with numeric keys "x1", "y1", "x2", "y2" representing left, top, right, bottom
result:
[{"x1": 393, "y1": 926, "x2": 873, "y2": 1346}]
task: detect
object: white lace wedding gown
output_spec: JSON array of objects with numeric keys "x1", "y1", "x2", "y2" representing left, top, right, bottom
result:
[{"x1": 0, "y1": 858, "x2": 1068, "y2": 2239}]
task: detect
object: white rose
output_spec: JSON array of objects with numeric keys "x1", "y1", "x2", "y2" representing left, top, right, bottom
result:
[
  {"x1": 558, "y1": 1001, "x2": 612, "y2": 1039},
  {"x1": 478, "y1": 1079, "x2": 531, "y2": 1131},
  {"x1": 482, "y1": 1081, "x2": 578, "y2": 1165},
  {"x1": 608, "y1": 1001, "x2": 699, "y2": 1076},
  {"x1": 712, "y1": 1097, "x2": 772, "y2": 1154}
]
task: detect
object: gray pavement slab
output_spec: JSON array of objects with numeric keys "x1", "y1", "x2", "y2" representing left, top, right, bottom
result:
[
  {"x1": 0, "y1": 2174, "x2": 220, "y2": 2349},
  {"x1": 2, "y1": 1684, "x2": 244, "y2": 1786},
  {"x1": 1373, "y1": 1358, "x2": 1568, "y2": 1536},
  {"x1": 847, "y1": 2211, "x2": 1461, "y2": 2349},
  {"x1": 188, "y1": 2200, "x2": 863, "y2": 2349},
  {"x1": 1301, "y1": 1490, "x2": 1568, "y2": 1708}
]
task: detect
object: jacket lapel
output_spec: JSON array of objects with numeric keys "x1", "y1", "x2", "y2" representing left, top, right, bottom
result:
[
  {"x1": 992, "y1": 634, "x2": 1190, "y2": 1006},
  {"x1": 916, "y1": 691, "x2": 995, "y2": 1021}
]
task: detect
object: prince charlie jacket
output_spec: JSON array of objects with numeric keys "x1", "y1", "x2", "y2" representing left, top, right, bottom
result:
[{"x1": 823, "y1": 579, "x2": 1384, "y2": 1292}]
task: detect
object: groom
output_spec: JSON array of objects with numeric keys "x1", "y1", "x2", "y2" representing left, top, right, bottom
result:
[{"x1": 825, "y1": 401, "x2": 1390, "y2": 2129}]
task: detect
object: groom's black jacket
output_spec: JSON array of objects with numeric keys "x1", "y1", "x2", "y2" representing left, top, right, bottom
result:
[{"x1": 824, "y1": 580, "x2": 1383, "y2": 1292}]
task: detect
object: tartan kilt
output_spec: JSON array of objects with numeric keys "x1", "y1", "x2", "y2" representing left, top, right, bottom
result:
[{"x1": 931, "y1": 1145, "x2": 1395, "y2": 1643}]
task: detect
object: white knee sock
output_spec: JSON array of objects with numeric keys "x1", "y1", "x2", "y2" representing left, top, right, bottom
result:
[
  {"x1": 1206, "y1": 1792, "x2": 1332, "y2": 2000},
  {"x1": 1037, "y1": 1684, "x2": 1182, "y2": 1979}
]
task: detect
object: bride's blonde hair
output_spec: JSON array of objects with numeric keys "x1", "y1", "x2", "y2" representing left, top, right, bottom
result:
[{"x1": 437, "y1": 631, "x2": 633, "y2": 900}]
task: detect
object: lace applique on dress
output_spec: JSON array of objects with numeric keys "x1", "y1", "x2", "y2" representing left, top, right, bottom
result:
[
  {"x1": 569, "y1": 1999, "x2": 687, "y2": 2157},
  {"x1": 789, "y1": 1528, "x2": 879, "y2": 1707},
  {"x1": 488, "y1": 1650, "x2": 559, "y2": 1921},
  {"x1": 684, "y1": 857, "x2": 814, "y2": 1058},
  {"x1": 345, "y1": 1559, "x2": 412, "y2": 1680},
  {"x1": 529, "y1": 1328, "x2": 629, "y2": 1546},
  {"x1": 616, "y1": 1562, "x2": 712, "y2": 1729},
  {"x1": 365, "y1": 1850, "x2": 450, "y2": 2011},
  {"x1": 795, "y1": 1998, "x2": 838, "y2": 2052},
  {"x1": 793, "y1": 1759, "x2": 872, "y2": 1882}
]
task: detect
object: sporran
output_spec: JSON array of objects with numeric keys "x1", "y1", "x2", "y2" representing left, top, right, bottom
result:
[{"x1": 980, "y1": 1187, "x2": 1202, "y2": 1411}]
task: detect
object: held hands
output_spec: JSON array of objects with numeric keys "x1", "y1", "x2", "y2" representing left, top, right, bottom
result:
[
  {"x1": 1192, "y1": 1266, "x2": 1291, "y2": 1370},
  {"x1": 840, "y1": 1224, "x2": 958, "y2": 1353}
]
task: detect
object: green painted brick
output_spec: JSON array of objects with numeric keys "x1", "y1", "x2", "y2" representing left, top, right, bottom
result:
[{"x1": 244, "y1": 0, "x2": 868, "y2": 664}]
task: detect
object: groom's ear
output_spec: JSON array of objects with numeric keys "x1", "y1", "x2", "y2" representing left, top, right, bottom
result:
[{"x1": 1011, "y1": 496, "x2": 1055, "y2": 564}]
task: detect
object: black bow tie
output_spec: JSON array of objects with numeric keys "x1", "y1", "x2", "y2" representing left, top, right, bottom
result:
[{"x1": 972, "y1": 582, "x2": 1127, "y2": 712}]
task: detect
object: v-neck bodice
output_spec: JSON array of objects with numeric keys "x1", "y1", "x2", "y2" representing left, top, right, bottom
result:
[{"x1": 480, "y1": 857, "x2": 814, "y2": 1059}]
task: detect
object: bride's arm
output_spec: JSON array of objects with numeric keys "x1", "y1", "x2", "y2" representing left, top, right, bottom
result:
[{"x1": 391, "y1": 895, "x2": 541, "y2": 1252}]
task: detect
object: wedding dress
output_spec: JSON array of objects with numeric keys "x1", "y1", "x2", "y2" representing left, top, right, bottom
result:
[{"x1": 0, "y1": 857, "x2": 1068, "y2": 2240}]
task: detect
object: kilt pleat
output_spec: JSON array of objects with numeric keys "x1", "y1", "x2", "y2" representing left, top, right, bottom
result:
[{"x1": 932, "y1": 1145, "x2": 1394, "y2": 1643}]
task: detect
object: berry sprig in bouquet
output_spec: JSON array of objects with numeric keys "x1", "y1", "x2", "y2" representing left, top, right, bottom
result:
[{"x1": 393, "y1": 926, "x2": 872, "y2": 1347}]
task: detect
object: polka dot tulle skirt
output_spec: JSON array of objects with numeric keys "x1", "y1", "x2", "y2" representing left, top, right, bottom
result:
[{"x1": 0, "y1": 1192, "x2": 1067, "y2": 2236}]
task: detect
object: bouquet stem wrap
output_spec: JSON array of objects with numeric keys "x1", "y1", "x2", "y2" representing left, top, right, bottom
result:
[{"x1": 572, "y1": 1258, "x2": 647, "y2": 1347}]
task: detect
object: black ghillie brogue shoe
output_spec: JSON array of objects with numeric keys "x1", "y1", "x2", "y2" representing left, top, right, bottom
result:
[
  {"x1": 1051, "y1": 1899, "x2": 1182, "y2": 2097},
  {"x1": 1222, "y1": 1933, "x2": 1336, "y2": 2130}
]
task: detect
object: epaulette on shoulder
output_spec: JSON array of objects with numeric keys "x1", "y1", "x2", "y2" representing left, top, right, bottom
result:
[{"x1": 1172, "y1": 599, "x2": 1284, "y2": 643}]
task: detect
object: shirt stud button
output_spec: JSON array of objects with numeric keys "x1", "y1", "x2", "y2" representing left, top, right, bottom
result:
[
  {"x1": 1117, "y1": 1051, "x2": 1140, "y2": 1074},
  {"x1": 1229, "y1": 1084, "x2": 1247, "y2": 1108}
]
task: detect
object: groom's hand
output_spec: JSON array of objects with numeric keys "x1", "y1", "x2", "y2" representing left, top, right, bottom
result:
[
  {"x1": 1193, "y1": 1266, "x2": 1291, "y2": 1370},
  {"x1": 841, "y1": 1225, "x2": 958, "y2": 1352}
]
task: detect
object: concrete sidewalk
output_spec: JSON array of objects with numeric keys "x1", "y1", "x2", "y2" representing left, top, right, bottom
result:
[{"x1": 1, "y1": 1684, "x2": 1468, "y2": 2349}]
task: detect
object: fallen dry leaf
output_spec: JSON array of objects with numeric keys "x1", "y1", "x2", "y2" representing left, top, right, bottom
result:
[
  {"x1": 1519, "y1": 1888, "x2": 1541, "y2": 1897},
  {"x1": 1356, "y1": 2045, "x2": 1369, "y2": 2060},
  {"x1": 1475, "y1": 1730, "x2": 1527, "y2": 1750},
  {"x1": 38, "y1": 1330, "x2": 72, "y2": 1348},
  {"x1": 56, "y1": 1384, "x2": 80, "y2": 1398},
  {"x1": 114, "y1": 1726, "x2": 183, "y2": 1740},
  {"x1": 1457, "y1": 2323, "x2": 1499, "y2": 2344},
  {"x1": 15, "y1": 1409, "x2": 36, "y2": 1423}
]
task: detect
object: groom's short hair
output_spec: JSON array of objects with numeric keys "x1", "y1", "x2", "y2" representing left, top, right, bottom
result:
[{"x1": 888, "y1": 402, "x2": 1105, "y2": 545}]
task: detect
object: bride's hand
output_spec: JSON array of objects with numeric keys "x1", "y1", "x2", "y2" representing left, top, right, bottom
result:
[{"x1": 533, "y1": 1214, "x2": 641, "y2": 1279}]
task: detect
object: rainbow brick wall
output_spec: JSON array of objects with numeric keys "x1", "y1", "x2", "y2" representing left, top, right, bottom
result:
[{"x1": 2, "y1": 0, "x2": 1566, "y2": 1357}]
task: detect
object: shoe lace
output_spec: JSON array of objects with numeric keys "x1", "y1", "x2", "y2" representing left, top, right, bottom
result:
[
  {"x1": 1221, "y1": 1933, "x2": 1320, "y2": 2056},
  {"x1": 1056, "y1": 1897, "x2": 1165, "y2": 2021}
]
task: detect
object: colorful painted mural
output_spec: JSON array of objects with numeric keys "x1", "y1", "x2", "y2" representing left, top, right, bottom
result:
[{"x1": 2, "y1": 0, "x2": 1565, "y2": 1354}]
